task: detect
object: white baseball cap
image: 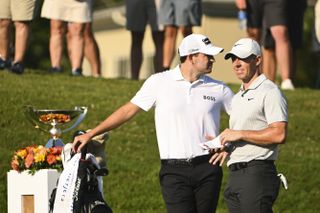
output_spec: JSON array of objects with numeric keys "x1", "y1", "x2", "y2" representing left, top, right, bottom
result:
[
  {"x1": 178, "y1": 34, "x2": 224, "y2": 57},
  {"x1": 224, "y1": 38, "x2": 261, "y2": 60}
]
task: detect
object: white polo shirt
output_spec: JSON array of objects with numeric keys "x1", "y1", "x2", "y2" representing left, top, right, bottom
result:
[
  {"x1": 131, "y1": 65, "x2": 234, "y2": 159},
  {"x1": 227, "y1": 74, "x2": 288, "y2": 166}
]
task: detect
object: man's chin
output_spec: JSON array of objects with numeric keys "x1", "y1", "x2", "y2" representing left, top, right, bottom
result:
[
  {"x1": 205, "y1": 68, "x2": 212, "y2": 74},
  {"x1": 235, "y1": 73, "x2": 245, "y2": 80}
]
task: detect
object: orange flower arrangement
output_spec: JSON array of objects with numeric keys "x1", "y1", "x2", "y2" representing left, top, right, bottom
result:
[{"x1": 11, "y1": 145, "x2": 63, "y2": 175}]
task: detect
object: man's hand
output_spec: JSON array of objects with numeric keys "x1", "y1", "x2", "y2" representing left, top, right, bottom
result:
[
  {"x1": 219, "y1": 128, "x2": 242, "y2": 146},
  {"x1": 236, "y1": 0, "x2": 247, "y2": 10},
  {"x1": 209, "y1": 151, "x2": 228, "y2": 166},
  {"x1": 72, "y1": 132, "x2": 93, "y2": 153}
]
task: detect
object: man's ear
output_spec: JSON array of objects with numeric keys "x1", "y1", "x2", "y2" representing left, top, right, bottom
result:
[
  {"x1": 188, "y1": 54, "x2": 195, "y2": 64},
  {"x1": 256, "y1": 55, "x2": 262, "y2": 66}
]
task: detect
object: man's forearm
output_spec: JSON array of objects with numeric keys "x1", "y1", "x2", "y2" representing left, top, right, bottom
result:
[
  {"x1": 221, "y1": 122, "x2": 287, "y2": 145},
  {"x1": 239, "y1": 124, "x2": 287, "y2": 145},
  {"x1": 88, "y1": 102, "x2": 141, "y2": 138}
]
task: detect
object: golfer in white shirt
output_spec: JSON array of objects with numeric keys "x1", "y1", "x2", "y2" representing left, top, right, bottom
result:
[{"x1": 73, "y1": 34, "x2": 234, "y2": 213}]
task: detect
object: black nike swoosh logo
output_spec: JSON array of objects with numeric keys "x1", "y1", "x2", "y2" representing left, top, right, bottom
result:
[
  {"x1": 248, "y1": 98, "x2": 254, "y2": 101},
  {"x1": 234, "y1": 44, "x2": 242, "y2": 47}
]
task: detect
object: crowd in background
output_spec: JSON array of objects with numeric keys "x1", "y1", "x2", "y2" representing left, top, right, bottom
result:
[
  {"x1": 1, "y1": 0, "x2": 320, "y2": 89},
  {"x1": 0, "y1": 0, "x2": 101, "y2": 76}
]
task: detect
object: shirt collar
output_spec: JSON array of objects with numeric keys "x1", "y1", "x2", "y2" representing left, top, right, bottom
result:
[
  {"x1": 240, "y1": 74, "x2": 267, "y2": 92},
  {"x1": 172, "y1": 65, "x2": 184, "y2": 81}
]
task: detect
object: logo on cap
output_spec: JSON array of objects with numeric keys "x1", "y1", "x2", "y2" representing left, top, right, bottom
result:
[
  {"x1": 189, "y1": 48, "x2": 200, "y2": 53},
  {"x1": 202, "y1": 38, "x2": 211, "y2": 45}
]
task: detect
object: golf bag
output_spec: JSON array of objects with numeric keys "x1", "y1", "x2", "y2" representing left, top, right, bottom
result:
[{"x1": 49, "y1": 130, "x2": 112, "y2": 213}]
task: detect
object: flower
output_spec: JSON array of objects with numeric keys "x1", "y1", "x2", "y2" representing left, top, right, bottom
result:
[
  {"x1": 34, "y1": 152, "x2": 45, "y2": 163},
  {"x1": 47, "y1": 154, "x2": 57, "y2": 165},
  {"x1": 16, "y1": 149, "x2": 27, "y2": 158},
  {"x1": 11, "y1": 157, "x2": 19, "y2": 171},
  {"x1": 25, "y1": 154, "x2": 34, "y2": 168},
  {"x1": 10, "y1": 145, "x2": 63, "y2": 175}
]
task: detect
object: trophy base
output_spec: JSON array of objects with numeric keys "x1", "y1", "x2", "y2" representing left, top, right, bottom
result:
[{"x1": 45, "y1": 138, "x2": 64, "y2": 148}]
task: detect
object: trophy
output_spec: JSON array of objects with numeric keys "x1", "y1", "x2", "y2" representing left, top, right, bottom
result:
[{"x1": 25, "y1": 106, "x2": 88, "y2": 147}]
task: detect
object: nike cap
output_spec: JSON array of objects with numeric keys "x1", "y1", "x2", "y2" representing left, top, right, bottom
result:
[
  {"x1": 178, "y1": 34, "x2": 224, "y2": 57},
  {"x1": 224, "y1": 38, "x2": 261, "y2": 60}
]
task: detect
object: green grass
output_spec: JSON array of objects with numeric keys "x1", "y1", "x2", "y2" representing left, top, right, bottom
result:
[{"x1": 1, "y1": 69, "x2": 319, "y2": 212}]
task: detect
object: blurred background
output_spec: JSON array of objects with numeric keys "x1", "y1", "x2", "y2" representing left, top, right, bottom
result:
[{"x1": 21, "y1": 0, "x2": 320, "y2": 87}]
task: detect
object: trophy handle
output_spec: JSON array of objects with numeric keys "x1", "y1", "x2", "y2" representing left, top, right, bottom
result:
[{"x1": 62, "y1": 106, "x2": 88, "y2": 133}]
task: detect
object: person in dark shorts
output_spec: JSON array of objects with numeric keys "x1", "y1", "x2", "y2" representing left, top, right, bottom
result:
[
  {"x1": 158, "y1": 0, "x2": 202, "y2": 70},
  {"x1": 235, "y1": 0, "x2": 294, "y2": 89},
  {"x1": 262, "y1": 0, "x2": 307, "y2": 86},
  {"x1": 126, "y1": 0, "x2": 164, "y2": 80}
]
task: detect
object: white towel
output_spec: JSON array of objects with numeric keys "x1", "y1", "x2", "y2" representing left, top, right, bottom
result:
[
  {"x1": 53, "y1": 153, "x2": 103, "y2": 212},
  {"x1": 53, "y1": 153, "x2": 81, "y2": 213}
]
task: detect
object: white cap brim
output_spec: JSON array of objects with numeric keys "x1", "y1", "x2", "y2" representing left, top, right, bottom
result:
[
  {"x1": 224, "y1": 51, "x2": 252, "y2": 60},
  {"x1": 224, "y1": 38, "x2": 261, "y2": 60},
  {"x1": 201, "y1": 46, "x2": 224, "y2": 56}
]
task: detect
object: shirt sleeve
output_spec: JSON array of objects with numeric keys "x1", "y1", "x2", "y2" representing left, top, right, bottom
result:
[
  {"x1": 264, "y1": 87, "x2": 288, "y2": 124},
  {"x1": 222, "y1": 85, "x2": 234, "y2": 115},
  {"x1": 130, "y1": 74, "x2": 158, "y2": 111}
]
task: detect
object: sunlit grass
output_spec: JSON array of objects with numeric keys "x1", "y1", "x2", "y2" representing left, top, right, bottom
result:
[{"x1": 0, "y1": 69, "x2": 319, "y2": 212}]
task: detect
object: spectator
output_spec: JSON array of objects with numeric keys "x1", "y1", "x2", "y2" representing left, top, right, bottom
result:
[
  {"x1": 0, "y1": 0, "x2": 38, "y2": 74},
  {"x1": 72, "y1": 34, "x2": 234, "y2": 213},
  {"x1": 159, "y1": 0, "x2": 202, "y2": 70},
  {"x1": 235, "y1": 0, "x2": 294, "y2": 89},
  {"x1": 125, "y1": 0, "x2": 164, "y2": 80},
  {"x1": 83, "y1": 22, "x2": 101, "y2": 77},
  {"x1": 262, "y1": 0, "x2": 307, "y2": 88},
  {"x1": 41, "y1": 0, "x2": 93, "y2": 76},
  {"x1": 67, "y1": 22, "x2": 102, "y2": 77},
  {"x1": 212, "y1": 38, "x2": 288, "y2": 213}
]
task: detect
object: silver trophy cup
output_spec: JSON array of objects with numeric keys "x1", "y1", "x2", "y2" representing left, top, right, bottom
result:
[{"x1": 25, "y1": 106, "x2": 88, "y2": 147}]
